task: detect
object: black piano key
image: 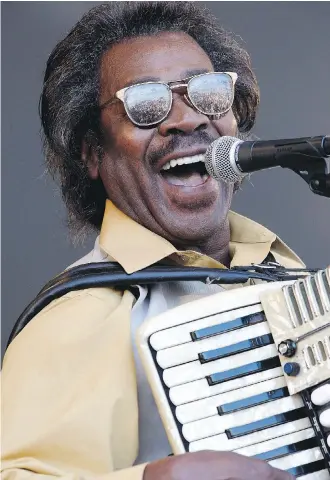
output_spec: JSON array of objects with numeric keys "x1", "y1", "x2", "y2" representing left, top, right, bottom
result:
[
  {"x1": 218, "y1": 387, "x2": 289, "y2": 415},
  {"x1": 254, "y1": 437, "x2": 318, "y2": 461},
  {"x1": 191, "y1": 312, "x2": 265, "y2": 341},
  {"x1": 225, "y1": 406, "x2": 307, "y2": 439},
  {"x1": 199, "y1": 334, "x2": 273, "y2": 363},
  {"x1": 287, "y1": 460, "x2": 326, "y2": 478},
  {"x1": 207, "y1": 356, "x2": 281, "y2": 386}
]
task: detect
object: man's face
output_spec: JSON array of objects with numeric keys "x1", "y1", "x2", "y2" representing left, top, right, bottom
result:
[{"x1": 89, "y1": 32, "x2": 238, "y2": 247}]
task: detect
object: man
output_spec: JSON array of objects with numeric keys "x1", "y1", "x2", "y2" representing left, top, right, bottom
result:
[{"x1": 2, "y1": 3, "x2": 329, "y2": 480}]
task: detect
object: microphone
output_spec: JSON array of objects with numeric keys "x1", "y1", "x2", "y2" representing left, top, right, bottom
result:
[{"x1": 205, "y1": 135, "x2": 330, "y2": 183}]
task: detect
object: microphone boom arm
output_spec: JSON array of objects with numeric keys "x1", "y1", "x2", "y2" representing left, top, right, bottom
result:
[
  {"x1": 235, "y1": 135, "x2": 330, "y2": 198},
  {"x1": 279, "y1": 152, "x2": 330, "y2": 198},
  {"x1": 272, "y1": 137, "x2": 330, "y2": 198}
]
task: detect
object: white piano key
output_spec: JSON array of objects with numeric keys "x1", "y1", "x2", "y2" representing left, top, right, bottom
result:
[
  {"x1": 176, "y1": 376, "x2": 287, "y2": 424},
  {"x1": 234, "y1": 428, "x2": 315, "y2": 457},
  {"x1": 300, "y1": 470, "x2": 330, "y2": 480},
  {"x1": 157, "y1": 322, "x2": 271, "y2": 369},
  {"x1": 269, "y1": 447, "x2": 323, "y2": 470},
  {"x1": 189, "y1": 418, "x2": 311, "y2": 452},
  {"x1": 149, "y1": 304, "x2": 262, "y2": 350},
  {"x1": 163, "y1": 343, "x2": 278, "y2": 387},
  {"x1": 169, "y1": 367, "x2": 284, "y2": 406},
  {"x1": 182, "y1": 395, "x2": 304, "y2": 442}
]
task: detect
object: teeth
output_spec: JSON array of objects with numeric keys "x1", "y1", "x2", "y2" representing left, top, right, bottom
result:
[
  {"x1": 170, "y1": 159, "x2": 177, "y2": 168},
  {"x1": 161, "y1": 154, "x2": 205, "y2": 171}
]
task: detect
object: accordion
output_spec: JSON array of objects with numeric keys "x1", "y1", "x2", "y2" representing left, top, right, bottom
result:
[{"x1": 137, "y1": 267, "x2": 330, "y2": 479}]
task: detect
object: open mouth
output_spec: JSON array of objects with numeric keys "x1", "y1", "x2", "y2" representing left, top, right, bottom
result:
[{"x1": 160, "y1": 154, "x2": 209, "y2": 187}]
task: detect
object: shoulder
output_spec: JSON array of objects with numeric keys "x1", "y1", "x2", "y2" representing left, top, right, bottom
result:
[
  {"x1": 4, "y1": 234, "x2": 135, "y2": 362},
  {"x1": 3, "y1": 235, "x2": 139, "y2": 366},
  {"x1": 229, "y1": 210, "x2": 305, "y2": 268},
  {"x1": 3, "y1": 286, "x2": 135, "y2": 365},
  {"x1": 14, "y1": 235, "x2": 123, "y2": 344}
]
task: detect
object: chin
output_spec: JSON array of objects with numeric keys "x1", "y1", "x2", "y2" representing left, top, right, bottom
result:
[{"x1": 162, "y1": 207, "x2": 227, "y2": 245}]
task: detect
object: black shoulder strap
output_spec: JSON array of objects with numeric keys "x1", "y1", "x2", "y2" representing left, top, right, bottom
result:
[{"x1": 6, "y1": 262, "x2": 317, "y2": 351}]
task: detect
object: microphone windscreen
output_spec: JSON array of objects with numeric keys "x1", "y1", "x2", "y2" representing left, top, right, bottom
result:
[{"x1": 204, "y1": 136, "x2": 243, "y2": 183}]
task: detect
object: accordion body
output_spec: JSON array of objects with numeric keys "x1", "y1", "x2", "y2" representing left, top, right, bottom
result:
[{"x1": 137, "y1": 268, "x2": 330, "y2": 479}]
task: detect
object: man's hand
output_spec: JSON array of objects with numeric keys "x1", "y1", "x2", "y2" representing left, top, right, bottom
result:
[
  {"x1": 311, "y1": 381, "x2": 330, "y2": 447},
  {"x1": 143, "y1": 451, "x2": 295, "y2": 480}
]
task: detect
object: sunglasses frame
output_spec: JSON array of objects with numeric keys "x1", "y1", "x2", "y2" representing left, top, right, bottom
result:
[{"x1": 100, "y1": 71, "x2": 238, "y2": 127}]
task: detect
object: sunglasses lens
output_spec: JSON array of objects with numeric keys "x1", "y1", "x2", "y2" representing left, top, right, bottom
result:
[
  {"x1": 124, "y1": 83, "x2": 171, "y2": 126},
  {"x1": 188, "y1": 73, "x2": 234, "y2": 115}
]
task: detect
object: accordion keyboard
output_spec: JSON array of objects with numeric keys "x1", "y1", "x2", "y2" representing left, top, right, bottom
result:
[{"x1": 138, "y1": 282, "x2": 330, "y2": 479}]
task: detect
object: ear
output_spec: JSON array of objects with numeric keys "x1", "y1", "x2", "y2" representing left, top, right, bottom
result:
[{"x1": 82, "y1": 139, "x2": 100, "y2": 180}]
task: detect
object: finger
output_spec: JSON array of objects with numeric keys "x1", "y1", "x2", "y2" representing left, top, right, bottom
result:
[
  {"x1": 311, "y1": 383, "x2": 330, "y2": 406},
  {"x1": 270, "y1": 466, "x2": 296, "y2": 480}
]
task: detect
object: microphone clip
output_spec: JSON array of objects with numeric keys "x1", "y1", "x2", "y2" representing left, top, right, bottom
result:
[{"x1": 308, "y1": 172, "x2": 330, "y2": 198}]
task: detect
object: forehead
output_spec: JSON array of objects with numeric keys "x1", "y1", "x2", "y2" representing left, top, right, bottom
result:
[{"x1": 100, "y1": 32, "x2": 214, "y2": 101}]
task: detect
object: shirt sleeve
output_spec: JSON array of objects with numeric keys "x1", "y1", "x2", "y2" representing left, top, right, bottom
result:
[{"x1": 1, "y1": 287, "x2": 147, "y2": 480}]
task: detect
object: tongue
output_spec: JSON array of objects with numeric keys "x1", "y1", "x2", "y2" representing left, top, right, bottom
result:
[{"x1": 162, "y1": 171, "x2": 208, "y2": 186}]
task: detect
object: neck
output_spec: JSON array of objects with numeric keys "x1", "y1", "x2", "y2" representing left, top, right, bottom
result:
[
  {"x1": 201, "y1": 239, "x2": 231, "y2": 267},
  {"x1": 174, "y1": 218, "x2": 231, "y2": 267}
]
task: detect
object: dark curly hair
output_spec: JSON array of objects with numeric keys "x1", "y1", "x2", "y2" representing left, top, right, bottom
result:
[{"x1": 40, "y1": 1, "x2": 260, "y2": 235}]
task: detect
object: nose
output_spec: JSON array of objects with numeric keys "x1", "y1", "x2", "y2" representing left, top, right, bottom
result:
[{"x1": 157, "y1": 93, "x2": 209, "y2": 137}]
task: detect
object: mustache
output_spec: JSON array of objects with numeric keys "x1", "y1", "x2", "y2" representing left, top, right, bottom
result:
[{"x1": 147, "y1": 130, "x2": 217, "y2": 168}]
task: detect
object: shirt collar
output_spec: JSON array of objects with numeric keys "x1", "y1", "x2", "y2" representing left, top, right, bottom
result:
[{"x1": 99, "y1": 199, "x2": 303, "y2": 273}]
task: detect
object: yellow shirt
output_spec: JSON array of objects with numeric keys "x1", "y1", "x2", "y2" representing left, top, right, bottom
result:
[{"x1": 1, "y1": 200, "x2": 304, "y2": 480}]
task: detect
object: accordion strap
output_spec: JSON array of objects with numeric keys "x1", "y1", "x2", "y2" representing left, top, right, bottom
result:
[{"x1": 6, "y1": 262, "x2": 317, "y2": 350}]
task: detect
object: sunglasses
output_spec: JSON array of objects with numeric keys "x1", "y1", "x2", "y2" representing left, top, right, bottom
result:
[{"x1": 100, "y1": 72, "x2": 238, "y2": 127}]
